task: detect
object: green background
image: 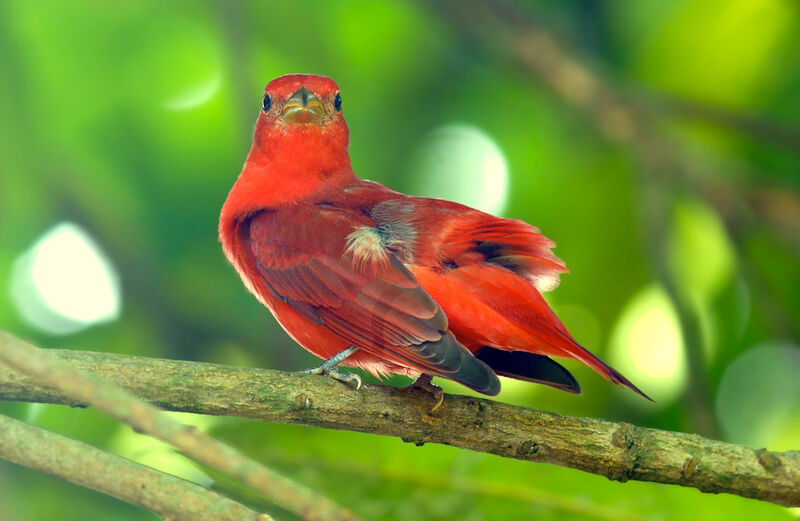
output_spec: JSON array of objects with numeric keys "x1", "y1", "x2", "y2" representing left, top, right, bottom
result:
[{"x1": 1, "y1": 1, "x2": 799, "y2": 519}]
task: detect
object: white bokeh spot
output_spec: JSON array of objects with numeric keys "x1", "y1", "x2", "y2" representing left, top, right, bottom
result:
[
  {"x1": 9, "y1": 222, "x2": 121, "y2": 335},
  {"x1": 412, "y1": 124, "x2": 509, "y2": 215},
  {"x1": 163, "y1": 73, "x2": 221, "y2": 111}
]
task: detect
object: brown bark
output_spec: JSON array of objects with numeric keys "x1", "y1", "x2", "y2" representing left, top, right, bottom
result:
[
  {"x1": 0, "y1": 414, "x2": 272, "y2": 521},
  {"x1": 1, "y1": 340, "x2": 797, "y2": 507},
  {"x1": 0, "y1": 332, "x2": 355, "y2": 521}
]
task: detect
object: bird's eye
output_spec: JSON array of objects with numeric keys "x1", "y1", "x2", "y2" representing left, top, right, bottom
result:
[
  {"x1": 262, "y1": 94, "x2": 271, "y2": 112},
  {"x1": 334, "y1": 92, "x2": 342, "y2": 112}
]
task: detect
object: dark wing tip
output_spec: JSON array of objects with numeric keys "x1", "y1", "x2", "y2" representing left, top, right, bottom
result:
[
  {"x1": 476, "y1": 347, "x2": 581, "y2": 394},
  {"x1": 465, "y1": 358, "x2": 502, "y2": 396},
  {"x1": 414, "y1": 333, "x2": 501, "y2": 396}
]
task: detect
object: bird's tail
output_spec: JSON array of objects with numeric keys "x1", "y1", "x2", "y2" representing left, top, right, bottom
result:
[
  {"x1": 555, "y1": 330, "x2": 653, "y2": 401},
  {"x1": 475, "y1": 347, "x2": 580, "y2": 394}
]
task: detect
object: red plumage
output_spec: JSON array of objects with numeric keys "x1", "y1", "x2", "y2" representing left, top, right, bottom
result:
[{"x1": 220, "y1": 74, "x2": 649, "y2": 400}]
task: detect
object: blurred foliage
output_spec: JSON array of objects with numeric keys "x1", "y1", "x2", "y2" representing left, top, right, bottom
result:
[{"x1": 0, "y1": 0, "x2": 799, "y2": 520}]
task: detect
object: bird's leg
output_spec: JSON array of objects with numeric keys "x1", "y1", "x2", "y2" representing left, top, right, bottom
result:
[
  {"x1": 407, "y1": 373, "x2": 445, "y2": 412},
  {"x1": 301, "y1": 346, "x2": 361, "y2": 389}
]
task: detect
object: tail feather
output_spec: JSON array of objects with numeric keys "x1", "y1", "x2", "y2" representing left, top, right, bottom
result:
[
  {"x1": 476, "y1": 347, "x2": 580, "y2": 394},
  {"x1": 556, "y1": 331, "x2": 653, "y2": 401},
  {"x1": 588, "y1": 355, "x2": 653, "y2": 401}
]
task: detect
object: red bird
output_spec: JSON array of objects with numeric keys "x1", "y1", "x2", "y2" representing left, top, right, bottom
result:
[{"x1": 220, "y1": 74, "x2": 649, "y2": 406}]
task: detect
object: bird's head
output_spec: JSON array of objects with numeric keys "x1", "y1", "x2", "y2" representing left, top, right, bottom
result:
[
  {"x1": 254, "y1": 74, "x2": 348, "y2": 146},
  {"x1": 229, "y1": 74, "x2": 354, "y2": 211}
]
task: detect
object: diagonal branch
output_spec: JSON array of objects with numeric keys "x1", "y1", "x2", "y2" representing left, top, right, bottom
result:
[
  {"x1": 0, "y1": 331, "x2": 356, "y2": 521},
  {"x1": 0, "y1": 333, "x2": 797, "y2": 508},
  {"x1": 0, "y1": 414, "x2": 271, "y2": 521}
]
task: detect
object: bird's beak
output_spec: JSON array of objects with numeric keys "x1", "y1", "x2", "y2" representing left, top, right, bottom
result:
[{"x1": 281, "y1": 87, "x2": 327, "y2": 124}]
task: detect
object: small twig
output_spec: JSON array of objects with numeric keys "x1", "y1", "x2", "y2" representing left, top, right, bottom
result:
[
  {"x1": 0, "y1": 413, "x2": 271, "y2": 521},
  {"x1": 634, "y1": 140, "x2": 718, "y2": 437},
  {"x1": 0, "y1": 336, "x2": 797, "y2": 508},
  {"x1": 639, "y1": 90, "x2": 800, "y2": 155},
  {"x1": 0, "y1": 331, "x2": 356, "y2": 521}
]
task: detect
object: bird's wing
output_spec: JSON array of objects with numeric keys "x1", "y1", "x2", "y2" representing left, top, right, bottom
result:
[
  {"x1": 247, "y1": 205, "x2": 499, "y2": 394},
  {"x1": 370, "y1": 197, "x2": 568, "y2": 293},
  {"x1": 442, "y1": 214, "x2": 568, "y2": 293}
]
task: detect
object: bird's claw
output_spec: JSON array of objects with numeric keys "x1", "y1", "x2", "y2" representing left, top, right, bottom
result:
[
  {"x1": 300, "y1": 366, "x2": 361, "y2": 391},
  {"x1": 407, "y1": 374, "x2": 445, "y2": 413},
  {"x1": 299, "y1": 346, "x2": 361, "y2": 389},
  {"x1": 301, "y1": 365, "x2": 361, "y2": 390},
  {"x1": 329, "y1": 369, "x2": 362, "y2": 390}
]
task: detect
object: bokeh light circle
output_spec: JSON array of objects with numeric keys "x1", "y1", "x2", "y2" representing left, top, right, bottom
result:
[
  {"x1": 716, "y1": 342, "x2": 800, "y2": 450},
  {"x1": 9, "y1": 222, "x2": 121, "y2": 335},
  {"x1": 410, "y1": 124, "x2": 509, "y2": 215},
  {"x1": 609, "y1": 284, "x2": 688, "y2": 404}
]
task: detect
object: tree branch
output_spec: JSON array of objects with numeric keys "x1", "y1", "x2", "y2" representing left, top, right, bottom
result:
[
  {"x1": 0, "y1": 336, "x2": 797, "y2": 508},
  {"x1": 0, "y1": 332, "x2": 355, "y2": 521},
  {"x1": 0, "y1": 414, "x2": 271, "y2": 521}
]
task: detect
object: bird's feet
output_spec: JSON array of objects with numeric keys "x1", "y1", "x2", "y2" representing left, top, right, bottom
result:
[
  {"x1": 407, "y1": 373, "x2": 445, "y2": 413},
  {"x1": 302, "y1": 365, "x2": 362, "y2": 390},
  {"x1": 300, "y1": 346, "x2": 362, "y2": 390}
]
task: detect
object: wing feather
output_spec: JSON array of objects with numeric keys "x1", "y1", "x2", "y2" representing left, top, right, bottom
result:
[
  {"x1": 370, "y1": 197, "x2": 568, "y2": 292},
  {"x1": 248, "y1": 206, "x2": 499, "y2": 394}
]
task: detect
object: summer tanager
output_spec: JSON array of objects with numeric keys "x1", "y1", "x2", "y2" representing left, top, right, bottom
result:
[{"x1": 219, "y1": 74, "x2": 649, "y2": 404}]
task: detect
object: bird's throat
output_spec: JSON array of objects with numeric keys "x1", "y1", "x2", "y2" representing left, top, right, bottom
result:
[{"x1": 220, "y1": 127, "x2": 354, "y2": 219}]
